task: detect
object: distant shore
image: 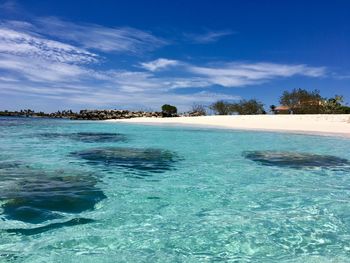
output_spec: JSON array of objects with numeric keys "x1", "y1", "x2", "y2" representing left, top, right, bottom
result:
[{"x1": 106, "y1": 114, "x2": 350, "y2": 138}]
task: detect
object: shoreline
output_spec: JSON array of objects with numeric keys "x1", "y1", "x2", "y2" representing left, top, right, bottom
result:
[{"x1": 106, "y1": 114, "x2": 350, "y2": 138}]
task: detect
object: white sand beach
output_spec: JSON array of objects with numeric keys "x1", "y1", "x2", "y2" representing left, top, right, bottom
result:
[{"x1": 106, "y1": 114, "x2": 350, "y2": 137}]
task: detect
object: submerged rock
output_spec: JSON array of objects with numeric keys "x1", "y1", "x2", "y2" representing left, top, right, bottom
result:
[
  {"x1": 243, "y1": 150, "x2": 350, "y2": 169},
  {"x1": 38, "y1": 132, "x2": 127, "y2": 143},
  {"x1": 0, "y1": 167, "x2": 106, "y2": 224},
  {"x1": 71, "y1": 147, "x2": 180, "y2": 173}
]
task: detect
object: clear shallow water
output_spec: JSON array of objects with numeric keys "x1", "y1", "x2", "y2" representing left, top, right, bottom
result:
[{"x1": 0, "y1": 117, "x2": 350, "y2": 262}]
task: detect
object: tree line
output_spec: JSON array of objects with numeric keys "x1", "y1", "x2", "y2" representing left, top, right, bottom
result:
[
  {"x1": 272, "y1": 88, "x2": 350, "y2": 114},
  {"x1": 210, "y1": 99, "x2": 266, "y2": 115},
  {"x1": 209, "y1": 88, "x2": 350, "y2": 115}
]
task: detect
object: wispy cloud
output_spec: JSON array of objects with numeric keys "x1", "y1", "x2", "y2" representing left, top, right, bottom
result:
[
  {"x1": 0, "y1": 16, "x2": 328, "y2": 111},
  {"x1": 66, "y1": 90, "x2": 240, "y2": 109},
  {"x1": 0, "y1": 54, "x2": 327, "y2": 111},
  {"x1": 140, "y1": 59, "x2": 327, "y2": 88},
  {"x1": 1, "y1": 16, "x2": 167, "y2": 56},
  {"x1": 32, "y1": 17, "x2": 167, "y2": 54},
  {"x1": 0, "y1": 75, "x2": 240, "y2": 111},
  {"x1": 0, "y1": 26, "x2": 98, "y2": 63},
  {"x1": 0, "y1": 19, "x2": 99, "y2": 83},
  {"x1": 185, "y1": 30, "x2": 234, "y2": 43},
  {"x1": 139, "y1": 58, "x2": 179, "y2": 71},
  {"x1": 0, "y1": 53, "x2": 91, "y2": 82},
  {"x1": 187, "y1": 62, "x2": 326, "y2": 87}
]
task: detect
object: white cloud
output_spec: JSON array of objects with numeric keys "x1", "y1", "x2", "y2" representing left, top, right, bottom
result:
[
  {"x1": 97, "y1": 70, "x2": 208, "y2": 92},
  {"x1": 0, "y1": 77, "x2": 240, "y2": 111},
  {"x1": 32, "y1": 17, "x2": 167, "y2": 53},
  {"x1": 1, "y1": 17, "x2": 167, "y2": 57},
  {"x1": 0, "y1": 53, "x2": 327, "y2": 111},
  {"x1": 63, "y1": 90, "x2": 240, "y2": 111},
  {"x1": 137, "y1": 59, "x2": 327, "y2": 89},
  {"x1": 108, "y1": 71, "x2": 163, "y2": 92},
  {"x1": 0, "y1": 16, "x2": 329, "y2": 112},
  {"x1": 0, "y1": 24, "x2": 99, "y2": 64},
  {"x1": 186, "y1": 62, "x2": 326, "y2": 87},
  {"x1": 0, "y1": 53, "x2": 91, "y2": 82},
  {"x1": 140, "y1": 58, "x2": 179, "y2": 71}
]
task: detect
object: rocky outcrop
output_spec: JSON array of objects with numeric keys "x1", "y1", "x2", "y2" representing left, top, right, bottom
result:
[
  {"x1": 0, "y1": 109, "x2": 181, "y2": 120},
  {"x1": 179, "y1": 111, "x2": 206, "y2": 117},
  {"x1": 71, "y1": 110, "x2": 164, "y2": 120}
]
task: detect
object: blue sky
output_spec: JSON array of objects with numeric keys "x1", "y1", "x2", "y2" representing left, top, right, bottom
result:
[{"x1": 0, "y1": 0, "x2": 349, "y2": 112}]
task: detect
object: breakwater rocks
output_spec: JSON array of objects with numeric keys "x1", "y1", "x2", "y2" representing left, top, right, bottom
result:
[
  {"x1": 0, "y1": 109, "x2": 166, "y2": 120},
  {"x1": 1, "y1": 109, "x2": 204, "y2": 120},
  {"x1": 71, "y1": 110, "x2": 165, "y2": 120}
]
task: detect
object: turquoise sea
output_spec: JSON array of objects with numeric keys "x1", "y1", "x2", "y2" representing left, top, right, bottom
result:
[{"x1": 0, "y1": 117, "x2": 350, "y2": 262}]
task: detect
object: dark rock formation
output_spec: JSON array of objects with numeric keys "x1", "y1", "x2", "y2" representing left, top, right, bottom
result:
[
  {"x1": 0, "y1": 165, "x2": 106, "y2": 224},
  {"x1": 70, "y1": 147, "x2": 181, "y2": 173},
  {"x1": 180, "y1": 111, "x2": 206, "y2": 117},
  {"x1": 243, "y1": 150, "x2": 350, "y2": 170},
  {"x1": 1, "y1": 109, "x2": 179, "y2": 120},
  {"x1": 72, "y1": 109, "x2": 165, "y2": 120}
]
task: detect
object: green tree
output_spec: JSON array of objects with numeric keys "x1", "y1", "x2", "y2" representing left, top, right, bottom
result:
[
  {"x1": 231, "y1": 99, "x2": 265, "y2": 115},
  {"x1": 280, "y1": 88, "x2": 324, "y2": 114},
  {"x1": 324, "y1": 95, "x2": 344, "y2": 114},
  {"x1": 210, "y1": 99, "x2": 265, "y2": 115},
  {"x1": 161, "y1": 104, "x2": 177, "y2": 117},
  {"x1": 210, "y1": 101, "x2": 232, "y2": 115},
  {"x1": 339, "y1": 106, "x2": 350, "y2": 114}
]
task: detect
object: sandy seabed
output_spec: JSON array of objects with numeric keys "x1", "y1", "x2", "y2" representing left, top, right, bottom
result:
[{"x1": 106, "y1": 114, "x2": 350, "y2": 138}]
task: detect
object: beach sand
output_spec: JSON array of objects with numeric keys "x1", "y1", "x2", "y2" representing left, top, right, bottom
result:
[{"x1": 106, "y1": 114, "x2": 350, "y2": 137}]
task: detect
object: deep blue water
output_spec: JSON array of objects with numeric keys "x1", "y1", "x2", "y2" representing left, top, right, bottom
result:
[{"x1": 0, "y1": 117, "x2": 350, "y2": 262}]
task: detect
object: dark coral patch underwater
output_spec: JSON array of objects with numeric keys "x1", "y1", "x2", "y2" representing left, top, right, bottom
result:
[
  {"x1": 38, "y1": 132, "x2": 127, "y2": 143},
  {"x1": 0, "y1": 163, "x2": 106, "y2": 226},
  {"x1": 70, "y1": 147, "x2": 181, "y2": 173},
  {"x1": 243, "y1": 151, "x2": 350, "y2": 170}
]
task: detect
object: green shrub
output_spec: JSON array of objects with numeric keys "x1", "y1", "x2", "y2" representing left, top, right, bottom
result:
[
  {"x1": 339, "y1": 106, "x2": 350, "y2": 114},
  {"x1": 210, "y1": 101, "x2": 232, "y2": 115},
  {"x1": 210, "y1": 99, "x2": 265, "y2": 115},
  {"x1": 231, "y1": 99, "x2": 265, "y2": 115}
]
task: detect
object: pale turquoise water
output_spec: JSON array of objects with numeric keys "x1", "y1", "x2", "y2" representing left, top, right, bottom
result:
[{"x1": 0, "y1": 117, "x2": 350, "y2": 262}]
